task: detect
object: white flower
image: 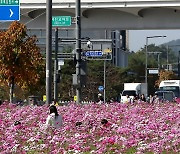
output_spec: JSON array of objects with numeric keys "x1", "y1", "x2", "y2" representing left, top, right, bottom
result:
[{"x1": 11, "y1": 144, "x2": 20, "y2": 152}]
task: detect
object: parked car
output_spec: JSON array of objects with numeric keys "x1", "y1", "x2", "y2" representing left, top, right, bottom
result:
[{"x1": 154, "y1": 91, "x2": 175, "y2": 102}]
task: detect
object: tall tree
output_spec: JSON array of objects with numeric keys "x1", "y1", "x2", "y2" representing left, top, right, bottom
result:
[{"x1": 0, "y1": 21, "x2": 44, "y2": 103}]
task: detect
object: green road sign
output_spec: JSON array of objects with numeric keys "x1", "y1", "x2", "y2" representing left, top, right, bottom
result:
[
  {"x1": 0, "y1": 0, "x2": 19, "y2": 5},
  {"x1": 52, "y1": 16, "x2": 71, "y2": 27}
]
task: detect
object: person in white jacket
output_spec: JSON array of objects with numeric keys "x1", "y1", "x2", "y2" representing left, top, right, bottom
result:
[{"x1": 45, "y1": 105, "x2": 63, "y2": 129}]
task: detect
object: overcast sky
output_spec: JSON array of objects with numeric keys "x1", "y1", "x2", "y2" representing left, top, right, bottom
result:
[{"x1": 129, "y1": 30, "x2": 180, "y2": 52}]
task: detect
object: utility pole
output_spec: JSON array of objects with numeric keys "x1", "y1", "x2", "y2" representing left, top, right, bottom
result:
[
  {"x1": 54, "y1": 28, "x2": 58, "y2": 103},
  {"x1": 75, "y1": 0, "x2": 82, "y2": 103},
  {"x1": 157, "y1": 53, "x2": 160, "y2": 71},
  {"x1": 145, "y1": 36, "x2": 166, "y2": 97},
  {"x1": 145, "y1": 37, "x2": 148, "y2": 97},
  {"x1": 178, "y1": 51, "x2": 180, "y2": 77},
  {"x1": 104, "y1": 30, "x2": 107, "y2": 103},
  {"x1": 104, "y1": 60, "x2": 106, "y2": 103},
  {"x1": 46, "y1": 0, "x2": 52, "y2": 105},
  {"x1": 167, "y1": 45, "x2": 169, "y2": 70}
]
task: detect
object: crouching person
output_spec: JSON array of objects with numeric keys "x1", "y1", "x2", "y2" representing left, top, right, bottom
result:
[{"x1": 45, "y1": 105, "x2": 63, "y2": 129}]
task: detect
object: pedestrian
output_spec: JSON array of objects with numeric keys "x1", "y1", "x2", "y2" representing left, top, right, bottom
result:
[
  {"x1": 125, "y1": 95, "x2": 132, "y2": 103},
  {"x1": 140, "y1": 94, "x2": 146, "y2": 102},
  {"x1": 153, "y1": 94, "x2": 160, "y2": 103},
  {"x1": 97, "y1": 93, "x2": 103, "y2": 104},
  {"x1": 124, "y1": 95, "x2": 129, "y2": 103},
  {"x1": 45, "y1": 105, "x2": 63, "y2": 129},
  {"x1": 148, "y1": 94, "x2": 154, "y2": 103}
]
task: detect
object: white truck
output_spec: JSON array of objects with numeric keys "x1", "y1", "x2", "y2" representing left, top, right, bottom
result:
[
  {"x1": 159, "y1": 80, "x2": 180, "y2": 98},
  {"x1": 120, "y1": 83, "x2": 147, "y2": 103}
]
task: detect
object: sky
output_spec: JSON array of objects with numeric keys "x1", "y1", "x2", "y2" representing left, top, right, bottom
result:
[{"x1": 129, "y1": 30, "x2": 180, "y2": 52}]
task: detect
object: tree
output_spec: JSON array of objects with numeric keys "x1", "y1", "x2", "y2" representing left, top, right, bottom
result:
[
  {"x1": 128, "y1": 51, "x2": 146, "y2": 82},
  {"x1": 155, "y1": 70, "x2": 177, "y2": 88},
  {"x1": 128, "y1": 44, "x2": 172, "y2": 95},
  {"x1": 0, "y1": 21, "x2": 44, "y2": 103}
]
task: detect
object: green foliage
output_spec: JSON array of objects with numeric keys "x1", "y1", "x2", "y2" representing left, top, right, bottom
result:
[
  {"x1": 128, "y1": 51, "x2": 146, "y2": 82},
  {"x1": 57, "y1": 43, "x2": 178, "y2": 101},
  {"x1": 0, "y1": 41, "x2": 175, "y2": 102},
  {"x1": 56, "y1": 56, "x2": 125, "y2": 101},
  {"x1": 127, "y1": 43, "x2": 178, "y2": 94},
  {"x1": 125, "y1": 147, "x2": 137, "y2": 154},
  {"x1": 58, "y1": 59, "x2": 75, "y2": 100}
]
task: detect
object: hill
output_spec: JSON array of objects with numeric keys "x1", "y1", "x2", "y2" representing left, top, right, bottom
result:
[{"x1": 162, "y1": 39, "x2": 180, "y2": 56}]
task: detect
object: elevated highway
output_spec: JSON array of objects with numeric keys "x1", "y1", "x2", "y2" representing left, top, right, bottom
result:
[
  {"x1": 0, "y1": 0, "x2": 180, "y2": 30},
  {"x1": 16, "y1": 0, "x2": 180, "y2": 30}
]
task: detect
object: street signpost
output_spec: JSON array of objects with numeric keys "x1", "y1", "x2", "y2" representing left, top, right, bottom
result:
[
  {"x1": 52, "y1": 16, "x2": 71, "y2": 27},
  {"x1": 0, "y1": 0, "x2": 20, "y2": 21},
  {"x1": 98, "y1": 86, "x2": 104, "y2": 92},
  {"x1": 149, "y1": 69, "x2": 159, "y2": 74},
  {"x1": 56, "y1": 52, "x2": 112, "y2": 60},
  {"x1": 85, "y1": 51, "x2": 103, "y2": 57}
]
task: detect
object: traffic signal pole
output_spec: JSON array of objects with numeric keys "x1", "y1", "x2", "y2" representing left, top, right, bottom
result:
[
  {"x1": 46, "y1": 0, "x2": 52, "y2": 105},
  {"x1": 76, "y1": 0, "x2": 82, "y2": 103}
]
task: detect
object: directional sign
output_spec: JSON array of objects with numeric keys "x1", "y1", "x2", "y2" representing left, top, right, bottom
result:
[
  {"x1": 52, "y1": 16, "x2": 71, "y2": 27},
  {"x1": 98, "y1": 86, "x2": 104, "y2": 92},
  {"x1": 85, "y1": 51, "x2": 103, "y2": 57},
  {"x1": 149, "y1": 69, "x2": 159, "y2": 74},
  {"x1": 0, "y1": 0, "x2": 20, "y2": 21},
  {"x1": 85, "y1": 53, "x2": 112, "y2": 60}
]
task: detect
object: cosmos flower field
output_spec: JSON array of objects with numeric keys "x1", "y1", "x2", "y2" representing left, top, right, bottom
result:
[{"x1": 0, "y1": 102, "x2": 179, "y2": 153}]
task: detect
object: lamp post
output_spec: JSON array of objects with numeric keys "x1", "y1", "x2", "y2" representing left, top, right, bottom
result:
[
  {"x1": 145, "y1": 35, "x2": 166, "y2": 97},
  {"x1": 75, "y1": 0, "x2": 82, "y2": 104}
]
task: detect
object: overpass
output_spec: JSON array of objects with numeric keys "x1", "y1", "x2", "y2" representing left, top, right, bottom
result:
[
  {"x1": 5, "y1": 0, "x2": 179, "y2": 30},
  {"x1": 1, "y1": 0, "x2": 180, "y2": 30}
]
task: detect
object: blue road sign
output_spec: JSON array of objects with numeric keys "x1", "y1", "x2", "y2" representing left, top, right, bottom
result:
[
  {"x1": 98, "y1": 86, "x2": 104, "y2": 91},
  {"x1": 0, "y1": 1, "x2": 20, "y2": 21},
  {"x1": 85, "y1": 51, "x2": 103, "y2": 57}
]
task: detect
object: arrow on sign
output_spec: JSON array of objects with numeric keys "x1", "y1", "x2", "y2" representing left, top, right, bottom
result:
[
  {"x1": 10, "y1": 9, "x2": 13, "y2": 17},
  {"x1": 0, "y1": 6, "x2": 20, "y2": 21},
  {"x1": 15, "y1": 0, "x2": 19, "y2": 4}
]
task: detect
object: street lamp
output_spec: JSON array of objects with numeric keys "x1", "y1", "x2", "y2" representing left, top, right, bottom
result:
[{"x1": 145, "y1": 35, "x2": 166, "y2": 97}]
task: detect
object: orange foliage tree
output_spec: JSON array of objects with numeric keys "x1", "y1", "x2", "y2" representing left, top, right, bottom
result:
[
  {"x1": 155, "y1": 70, "x2": 177, "y2": 88},
  {"x1": 0, "y1": 21, "x2": 44, "y2": 102}
]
